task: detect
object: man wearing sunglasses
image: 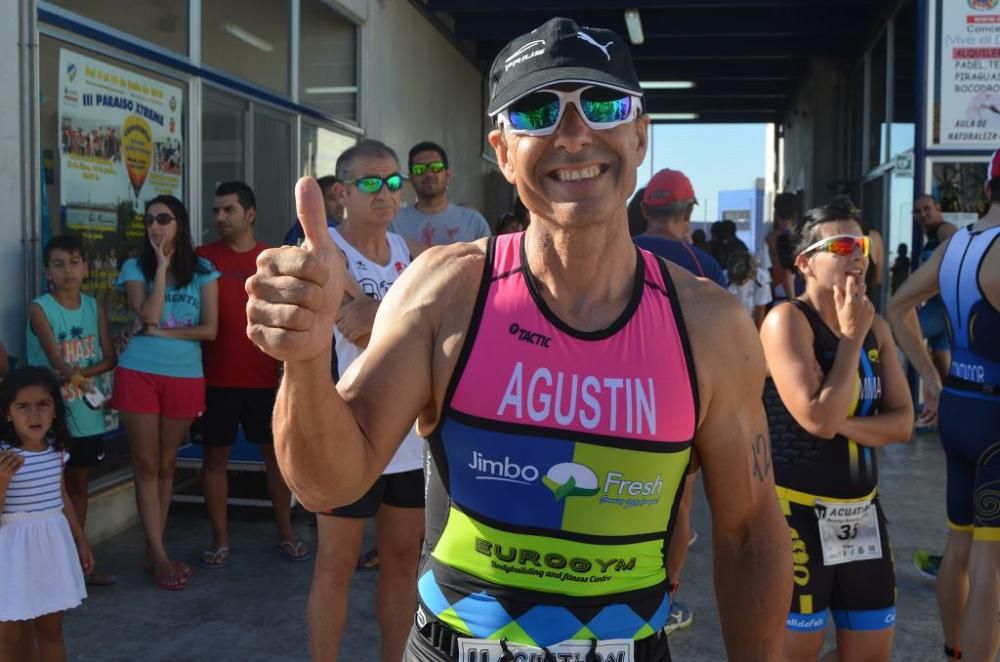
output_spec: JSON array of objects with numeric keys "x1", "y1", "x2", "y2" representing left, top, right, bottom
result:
[
  {"x1": 248, "y1": 17, "x2": 790, "y2": 662},
  {"x1": 305, "y1": 140, "x2": 427, "y2": 662},
  {"x1": 391, "y1": 141, "x2": 491, "y2": 248}
]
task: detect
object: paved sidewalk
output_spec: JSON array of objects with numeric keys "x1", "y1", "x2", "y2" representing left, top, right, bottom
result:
[{"x1": 65, "y1": 431, "x2": 955, "y2": 660}]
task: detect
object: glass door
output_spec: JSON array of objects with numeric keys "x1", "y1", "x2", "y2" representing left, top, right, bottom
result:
[
  {"x1": 201, "y1": 89, "x2": 248, "y2": 244},
  {"x1": 252, "y1": 108, "x2": 294, "y2": 247}
]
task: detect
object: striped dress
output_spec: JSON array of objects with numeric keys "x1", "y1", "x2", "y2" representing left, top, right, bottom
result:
[{"x1": 0, "y1": 441, "x2": 86, "y2": 621}]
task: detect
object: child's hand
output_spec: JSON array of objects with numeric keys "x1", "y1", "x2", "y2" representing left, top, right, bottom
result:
[
  {"x1": 0, "y1": 450, "x2": 24, "y2": 483},
  {"x1": 77, "y1": 539, "x2": 95, "y2": 576}
]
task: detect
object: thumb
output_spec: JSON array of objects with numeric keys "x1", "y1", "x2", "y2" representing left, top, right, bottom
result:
[{"x1": 296, "y1": 177, "x2": 335, "y2": 254}]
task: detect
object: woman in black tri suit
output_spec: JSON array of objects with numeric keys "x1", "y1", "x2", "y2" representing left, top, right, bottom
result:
[{"x1": 760, "y1": 200, "x2": 914, "y2": 661}]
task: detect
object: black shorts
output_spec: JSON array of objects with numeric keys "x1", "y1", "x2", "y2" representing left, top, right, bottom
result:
[
  {"x1": 783, "y1": 495, "x2": 895, "y2": 633},
  {"x1": 191, "y1": 387, "x2": 277, "y2": 446},
  {"x1": 66, "y1": 434, "x2": 104, "y2": 468},
  {"x1": 323, "y1": 469, "x2": 425, "y2": 518}
]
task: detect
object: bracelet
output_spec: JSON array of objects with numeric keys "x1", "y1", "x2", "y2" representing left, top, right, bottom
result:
[{"x1": 944, "y1": 644, "x2": 962, "y2": 659}]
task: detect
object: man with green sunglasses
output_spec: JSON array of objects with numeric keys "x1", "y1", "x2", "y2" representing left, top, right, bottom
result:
[
  {"x1": 390, "y1": 141, "x2": 491, "y2": 248},
  {"x1": 249, "y1": 16, "x2": 790, "y2": 662},
  {"x1": 298, "y1": 140, "x2": 427, "y2": 662}
]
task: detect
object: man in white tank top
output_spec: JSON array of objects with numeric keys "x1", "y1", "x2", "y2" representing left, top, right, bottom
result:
[{"x1": 306, "y1": 140, "x2": 426, "y2": 662}]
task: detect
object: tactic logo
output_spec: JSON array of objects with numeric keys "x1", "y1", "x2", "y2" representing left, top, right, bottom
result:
[{"x1": 543, "y1": 462, "x2": 599, "y2": 501}]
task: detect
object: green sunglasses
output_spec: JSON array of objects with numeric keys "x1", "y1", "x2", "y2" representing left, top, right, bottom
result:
[
  {"x1": 343, "y1": 173, "x2": 405, "y2": 194},
  {"x1": 410, "y1": 161, "x2": 446, "y2": 176}
]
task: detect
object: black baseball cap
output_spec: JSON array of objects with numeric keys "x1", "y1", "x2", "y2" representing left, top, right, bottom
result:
[{"x1": 487, "y1": 17, "x2": 643, "y2": 117}]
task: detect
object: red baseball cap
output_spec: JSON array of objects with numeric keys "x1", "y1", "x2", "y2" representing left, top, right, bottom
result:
[
  {"x1": 990, "y1": 146, "x2": 1000, "y2": 181},
  {"x1": 643, "y1": 168, "x2": 698, "y2": 207}
]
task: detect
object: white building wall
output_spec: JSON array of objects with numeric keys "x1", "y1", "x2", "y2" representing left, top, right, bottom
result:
[
  {"x1": 358, "y1": 0, "x2": 493, "y2": 215},
  {"x1": 1, "y1": 0, "x2": 28, "y2": 359}
]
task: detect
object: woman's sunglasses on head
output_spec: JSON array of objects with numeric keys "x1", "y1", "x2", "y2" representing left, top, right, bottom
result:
[
  {"x1": 410, "y1": 162, "x2": 446, "y2": 176},
  {"x1": 800, "y1": 234, "x2": 870, "y2": 258},
  {"x1": 343, "y1": 173, "x2": 405, "y2": 194},
  {"x1": 495, "y1": 85, "x2": 642, "y2": 137},
  {"x1": 144, "y1": 213, "x2": 176, "y2": 226}
]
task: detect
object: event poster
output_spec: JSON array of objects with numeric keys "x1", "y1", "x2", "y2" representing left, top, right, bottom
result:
[
  {"x1": 57, "y1": 49, "x2": 183, "y2": 427},
  {"x1": 935, "y1": 0, "x2": 1000, "y2": 147},
  {"x1": 931, "y1": 160, "x2": 990, "y2": 225},
  {"x1": 57, "y1": 48, "x2": 183, "y2": 327}
]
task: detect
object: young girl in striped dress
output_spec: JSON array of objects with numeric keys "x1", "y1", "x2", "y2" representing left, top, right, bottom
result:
[{"x1": 0, "y1": 366, "x2": 93, "y2": 660}]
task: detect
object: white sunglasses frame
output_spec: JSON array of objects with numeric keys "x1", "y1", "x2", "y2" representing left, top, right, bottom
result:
[
  {"x1": 495, "y1": 85, "x2": 643, "y2": 137},
  {"x1": 798, "y1": 233, "x2": 871, "y2": 258}
]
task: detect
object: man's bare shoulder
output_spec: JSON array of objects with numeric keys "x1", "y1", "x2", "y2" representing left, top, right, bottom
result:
[
  {"x1": 395, "y1": 239, "x2": 488, "y2": 300},
  {"x1": 379, "y1": 238, "x2": 489, "y2": 335}
]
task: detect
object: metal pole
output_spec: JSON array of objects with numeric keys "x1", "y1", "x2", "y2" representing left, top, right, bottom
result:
[
  {"x1": 20, "y1": 0, "x2": 41, "y2": 341},
  {"x1": 913, "y1": 0, "x2": 930, "y2": 265}
]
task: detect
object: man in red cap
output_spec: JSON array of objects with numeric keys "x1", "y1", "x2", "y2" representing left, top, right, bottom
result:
[
  {"x1": 633, "y1": 168, "x2": 726, "y2": 637},
  {"x1": 634, "y1": 168, "x2": 727, "y2": 287},
  {"x1": 888, "y1": 147, "x2": 1000, "y2": 661}
]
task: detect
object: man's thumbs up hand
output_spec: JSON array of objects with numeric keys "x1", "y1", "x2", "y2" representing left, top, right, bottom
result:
[{"x1": 246, "y1": 177, "x2": 346, "y2": 362}]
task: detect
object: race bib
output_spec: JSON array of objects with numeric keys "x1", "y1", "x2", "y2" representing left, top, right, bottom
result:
[
  {"x1": 814, "y1": 497, "x2": 882, "y2": 566},
  {"x1": 458, "y1": 637, "x2": 634, "y2": 662}
]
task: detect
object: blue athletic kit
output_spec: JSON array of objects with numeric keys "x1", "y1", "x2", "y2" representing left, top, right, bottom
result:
[{"x1": 937, "y1": 224, "x2": 1000, "y2": 540}]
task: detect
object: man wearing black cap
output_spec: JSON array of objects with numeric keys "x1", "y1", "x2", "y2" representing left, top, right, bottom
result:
[{"x1": 247, "y1": 17, "x2": 791, "y2": 661}]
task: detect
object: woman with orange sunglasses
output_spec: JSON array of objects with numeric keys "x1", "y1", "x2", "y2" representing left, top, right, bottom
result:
[{"x1": 759, "y1": 198, "x2": 914, "y2": 661}]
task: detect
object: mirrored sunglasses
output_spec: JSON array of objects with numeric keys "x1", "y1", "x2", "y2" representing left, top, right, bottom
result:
[
  {"x1": 410, "y1": 161, "x2": 446, "y2": 176},
  {"x1": 496, "y1": 85, "x2": 642, "y2": 137},
  {"x1": 800, "y1": 234, "x2": 870, "y2": 258},
  {"x1": 343, "y1": 173, "x2": 405, "y2": 194},
  {"x1": 144, "y1": 213, "x2": 176, "y2": 226}
]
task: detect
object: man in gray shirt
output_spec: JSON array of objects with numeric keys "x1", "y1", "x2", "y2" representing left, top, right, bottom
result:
[{"x1": 392, "y1": 141, "x2": 491, "y2": 247}]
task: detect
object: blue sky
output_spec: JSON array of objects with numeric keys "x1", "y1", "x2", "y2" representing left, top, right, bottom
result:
[{"x1": 635, "y1": 123, "x2": 767, "y2": 223}]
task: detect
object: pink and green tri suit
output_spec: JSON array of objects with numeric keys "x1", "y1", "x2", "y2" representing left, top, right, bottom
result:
[{"x1": 415, "y1": 232, "x2": 699, "y2": 651}]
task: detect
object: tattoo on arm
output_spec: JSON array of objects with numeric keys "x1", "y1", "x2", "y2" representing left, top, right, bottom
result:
[{"x1": 752, "y1": 433, "x2": 772, "y2": 482}]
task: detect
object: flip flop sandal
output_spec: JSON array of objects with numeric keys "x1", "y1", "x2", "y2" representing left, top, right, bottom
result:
[
  {"x1": 276, "y1": 540, "x2": 312, "y2": 562},
  {"x1": 144, "y1": 560, "x2": 193, "y2": 579},
  {"x1": 356, "y1": 547, "x2": 379, "y2": 571},
  {"x1": 173, "y1": 560, "x2": 193, "y2": 579},
  {"x1": 153, "y1": 570, "x2": 187, "y2": 591},
  {"x1": 200, "y1": 547, "x2": 231, "y2": 569}
]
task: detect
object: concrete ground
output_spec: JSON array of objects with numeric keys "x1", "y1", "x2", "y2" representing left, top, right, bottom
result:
[{"x1": 65, "y1": 431, "x2": 967, "y2": 661}]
